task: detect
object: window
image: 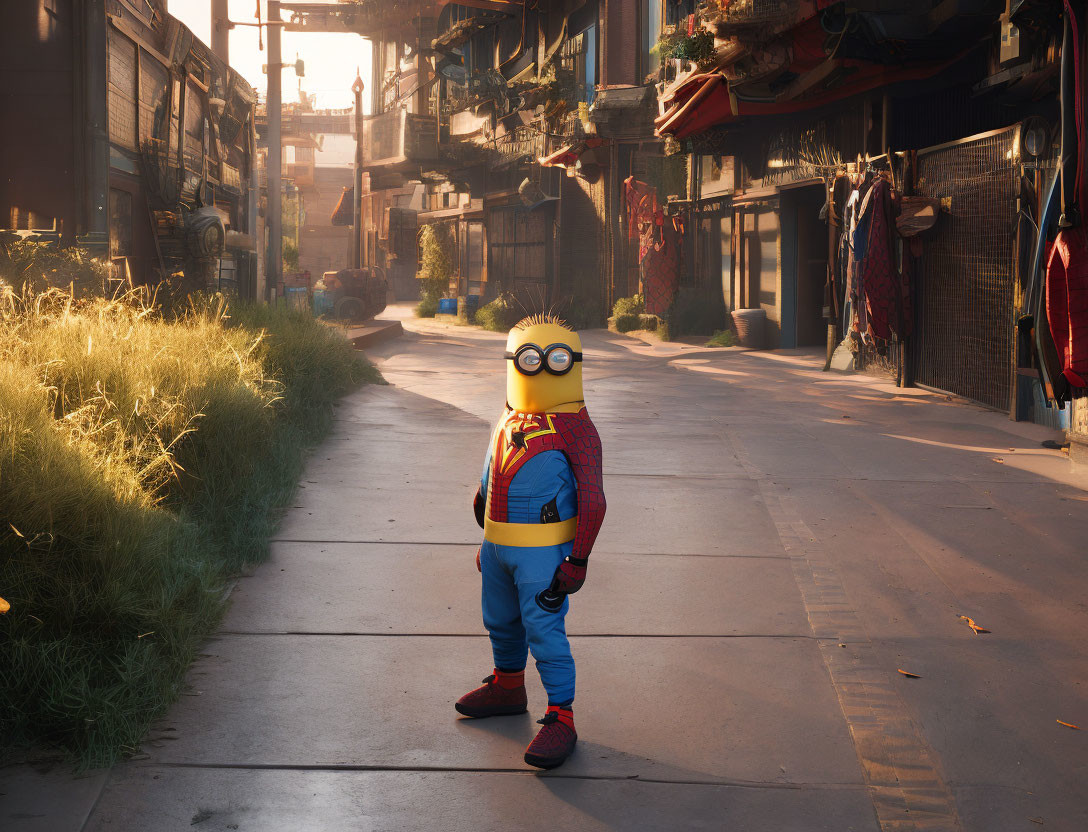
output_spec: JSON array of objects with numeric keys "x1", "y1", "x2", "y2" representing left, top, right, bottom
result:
[
  {"x1": 139, "y1": 52, "x2": 170, "y2": 147},
  {"x1": 463, "y1": 220, "x2": 485, "y2": 291},
  {"x1": 584, "y1": 24, "x2": 597, "y2": 104},
  {"x1": 643, "y1": 0, "x2": 662, "y2": 79},
  {"x1": 564, "y1": 26, "x2": 598, "y2": 105},
  {"x1": 184, "y1": 81, "x2": 205, "y2": 165},
  {"x1": 665, "y1": 0, "x2": 697, "y2": 27},
  {"x1": 107, "y1": 30, "x2": 138, "y2": 150}
]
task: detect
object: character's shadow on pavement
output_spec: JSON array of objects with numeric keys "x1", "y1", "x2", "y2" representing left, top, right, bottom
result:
[
  {"x1": 455, "y1": 716, "x2": 722, "y2": 786},
  {"x1": 454, "y1": 714, "x2": 538, "y2": 749}
]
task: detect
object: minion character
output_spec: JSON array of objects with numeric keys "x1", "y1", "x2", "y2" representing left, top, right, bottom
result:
[{"x1": 455, "y1": 314, "x2": 606, "y2": 770}]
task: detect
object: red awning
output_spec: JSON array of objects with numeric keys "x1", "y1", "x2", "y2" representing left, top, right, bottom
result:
[
  {"x1": 656, "y1": 54, "x2": 967, "y2": 140},
  {"x1": 537, "y1": 138, "x2": 606, "y2": 168},
  {"x1": 655, "y1": 73, "x2": 735, "y2": 139}
]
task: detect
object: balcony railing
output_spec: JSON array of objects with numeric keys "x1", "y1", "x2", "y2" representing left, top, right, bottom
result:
[
  {"x1": 706, "y1": 0, "x2": 797, "y2": 28},
  {"x1": 483, "y1": 125, "x2": 546, "y2": 167},
  {"x1": 361, "y1": 107, "x2": 439, "y2": 168}
]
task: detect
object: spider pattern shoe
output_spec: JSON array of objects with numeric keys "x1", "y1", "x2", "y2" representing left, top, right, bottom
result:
[
  {"x1": 454, "y1": 669, "x2": 528, "y2": 718},
  {"x1": 524, "y1": 706, "x2": 576, "y2": 769}
]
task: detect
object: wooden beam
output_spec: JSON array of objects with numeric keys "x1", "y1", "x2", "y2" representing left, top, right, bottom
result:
[{"x1": 107, "y1": 14, "x2": 171, "y2": 69}]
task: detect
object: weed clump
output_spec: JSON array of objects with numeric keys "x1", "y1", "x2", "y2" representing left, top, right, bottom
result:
[
  {"x1": 705, "y1": 329, "x2": 738, "y2": 348},
  {"x1": 612, "y1": 294, "x2": 644, "y2": 318},
  {"x1": 475, "y1": 292, "x2": 521, "y2": 332}
]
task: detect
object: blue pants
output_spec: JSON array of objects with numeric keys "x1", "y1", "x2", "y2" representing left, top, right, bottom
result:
[{"x1": 480, "y1": 539, "x2": 575, "y2": 705}]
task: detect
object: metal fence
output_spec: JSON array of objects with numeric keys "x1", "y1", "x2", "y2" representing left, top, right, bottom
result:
[{"x1": 911, "y1": 125, "x2": 1021, "y2": 411}]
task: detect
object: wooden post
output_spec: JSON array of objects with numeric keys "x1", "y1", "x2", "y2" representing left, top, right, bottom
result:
[{"x1": 267, "y1": 1, "x2": 283, "y2": 300}]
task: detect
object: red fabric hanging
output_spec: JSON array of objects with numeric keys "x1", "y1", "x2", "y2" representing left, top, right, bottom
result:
[
  {"x1": 859, "y1": 177, "x2": 911, "y2": 341},
  {"x1": 643, "y1": 218, "x2": 681, "y2": 316},
  {"x1": 1047, "y1": 229, "x2": 1088, "y2": 387},
  {"x1": 1047, "y1": 2, "x2": 1088, "y2": 387},
  {"x1": 624, "y1": 177, "x2": 658, "y2": 243}
]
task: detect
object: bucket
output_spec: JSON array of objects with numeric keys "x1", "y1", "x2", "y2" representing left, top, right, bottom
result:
[{"x1": 731, "y1": 308, "x2": 766, "y2": 349}]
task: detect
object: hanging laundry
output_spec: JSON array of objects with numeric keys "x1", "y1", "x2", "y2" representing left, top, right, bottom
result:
[
  {"x1": 857, "y1": 176, "x2": 912, "y2": 342},
  {"x1": 625, "y1": 176, "x2": 681, "y2": 314},
  {"x1": 624, "y1": 177, "x2": 658, "y2": 243},
  {"x1": 643, "y1": 216, "x2": 682, "y2": 316},
  {"x1": 1047, "y1": 230, "x2": 1088, "y2": 387},
  {"x1": 1046, "y1": 0, "x2": 1088, "y2": 391}
]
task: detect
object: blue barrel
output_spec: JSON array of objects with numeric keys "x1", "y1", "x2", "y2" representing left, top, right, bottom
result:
[
  {"x1": 312, "y1": 288, "x2": 335, "y2": 317},
  {"x1": 438, "y1": 297, "x2": 457, "y2": 314}
]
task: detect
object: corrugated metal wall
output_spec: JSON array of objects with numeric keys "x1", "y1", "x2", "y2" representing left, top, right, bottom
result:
[{"x1": 912, "y1": 126, "x2": 1021, "y2": 411}]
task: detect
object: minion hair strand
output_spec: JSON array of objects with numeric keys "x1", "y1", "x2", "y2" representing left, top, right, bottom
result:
[{"x1": 514, "y1": 311, "x2": 571, "y2": 331}]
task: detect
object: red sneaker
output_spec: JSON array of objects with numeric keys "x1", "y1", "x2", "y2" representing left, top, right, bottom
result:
[
  {"x1": 524, "y1": 706, "x2": 576, "y2": 769},
  {"x1": 455, "y1": 669, "x2": 528, "y2": 718}
]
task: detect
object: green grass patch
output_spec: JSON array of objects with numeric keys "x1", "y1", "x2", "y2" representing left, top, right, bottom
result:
[
  {"x1": 0, "y1": 288, "x2": 380, "y2": 768},
  {"x1": 475, "y1": 292, "x2": 522, "y2": 332},
  {"x1": 415, "y1": 295, "x2": 439, "y2": 318},
  {"x1": 705, "y1": 329, "x2": 738, "y2": 348},
  {"x1": 612, "y1": 294, "x2": 644, "y2": 318}
]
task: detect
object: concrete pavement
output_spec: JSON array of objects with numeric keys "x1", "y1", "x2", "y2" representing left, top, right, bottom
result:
[{"x1": 8, "y1": 310, "x2": 1088, "y2": 831}]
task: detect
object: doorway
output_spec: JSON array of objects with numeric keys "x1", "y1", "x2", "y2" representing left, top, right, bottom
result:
[{"x1": 793, "y1": 186, "x2": 829, "y2": 347}]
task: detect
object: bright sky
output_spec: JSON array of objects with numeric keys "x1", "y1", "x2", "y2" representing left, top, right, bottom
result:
[
  {"x1": 167, "y1": 0, "x2": 372, "y2": 112},
  {"x1": 168, "y1": 1, "x2": 371, "y2": 166}
]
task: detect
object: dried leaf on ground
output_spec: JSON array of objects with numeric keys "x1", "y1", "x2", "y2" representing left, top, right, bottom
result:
[
  {"x1": 897, "y1": 669, "x2": 922, "y2": 678},
  {"x1": 1056, "y1": 720, "x2": 1081, "y2": 730},
  {"x1": 958, "y1": 615, "x2": 991, "y2": 634},
  {"x1": 992, "y1": 457, "x2": 1005, "y2": 464}
]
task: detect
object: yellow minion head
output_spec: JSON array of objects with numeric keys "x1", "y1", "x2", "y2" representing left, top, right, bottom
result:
[{"x1": 505, "y1": 314, "x2": 584, "y2": 413}]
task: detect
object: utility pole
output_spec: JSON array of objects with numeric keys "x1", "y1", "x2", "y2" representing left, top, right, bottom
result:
[
  {"x1": 352, "y1": 72, "x2": 365, "y2": 269},
  {"x1": 210, "y1": 0, "x2": 230, "y2": 63},
  {"x1": 267, "y1": 1, "x2": 283, "y2": 300}
]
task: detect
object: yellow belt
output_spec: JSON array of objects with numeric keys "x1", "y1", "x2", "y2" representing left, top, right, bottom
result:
[{"x1": 484, "y1": 517, "x2": 578, "y2": 548}]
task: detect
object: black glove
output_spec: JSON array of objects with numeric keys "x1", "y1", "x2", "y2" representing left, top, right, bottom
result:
[
  {"x1": 535, "y1": 557, "x2": 588, "y2": 612},
  {"x1": 473, "y1": 488, "x2": 485, "y2": 529}
]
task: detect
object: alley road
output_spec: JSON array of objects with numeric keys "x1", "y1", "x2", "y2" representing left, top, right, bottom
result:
[{"x1": 81, "y1": 312, "x2": 1088, "y2": 831}]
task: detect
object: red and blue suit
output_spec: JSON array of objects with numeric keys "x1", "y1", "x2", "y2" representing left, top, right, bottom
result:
[{"x1": 472, "y1": 405, "x2": 606, "y2": 706}]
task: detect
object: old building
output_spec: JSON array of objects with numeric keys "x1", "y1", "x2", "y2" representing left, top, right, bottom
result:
[
  {"x1": 0, "y1": 0, "x2": 259, "y2": 294},
  {"x1": 655, "y1": 0, "x2": 1083, "y2": 428}
]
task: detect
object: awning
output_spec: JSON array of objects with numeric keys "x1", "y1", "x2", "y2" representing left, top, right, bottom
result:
[
  {"x1": 656, "y1": 53, "x2": 969, "y2": 140},
  {"x1": 537, "y1": 138, "x2": 606, "y2": 168},
  {"x1": 655, "y1": 73, "x2": 734, "y2": 140}
]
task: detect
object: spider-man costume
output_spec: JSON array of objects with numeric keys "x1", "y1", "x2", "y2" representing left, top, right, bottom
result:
[
  {"x1": 471, "y1": 406, "x2": 605, "y2": 703},
  {"x1": 455, "y1": 316, "x2": 606, "y2": 769}
]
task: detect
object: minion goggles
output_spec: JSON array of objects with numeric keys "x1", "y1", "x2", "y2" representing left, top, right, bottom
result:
[{"x1": 504, "y1": 343, "x2": 583, "y2": 376}]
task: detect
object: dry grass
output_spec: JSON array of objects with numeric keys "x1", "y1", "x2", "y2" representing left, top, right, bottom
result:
[{"x1": 0, "y1": 288, "x2": 379, "y2": 768}]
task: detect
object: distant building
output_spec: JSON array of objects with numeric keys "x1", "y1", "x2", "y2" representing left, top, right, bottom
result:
[{"x1": 0, "y1": 0, "x2": 258, "y2": 295}]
